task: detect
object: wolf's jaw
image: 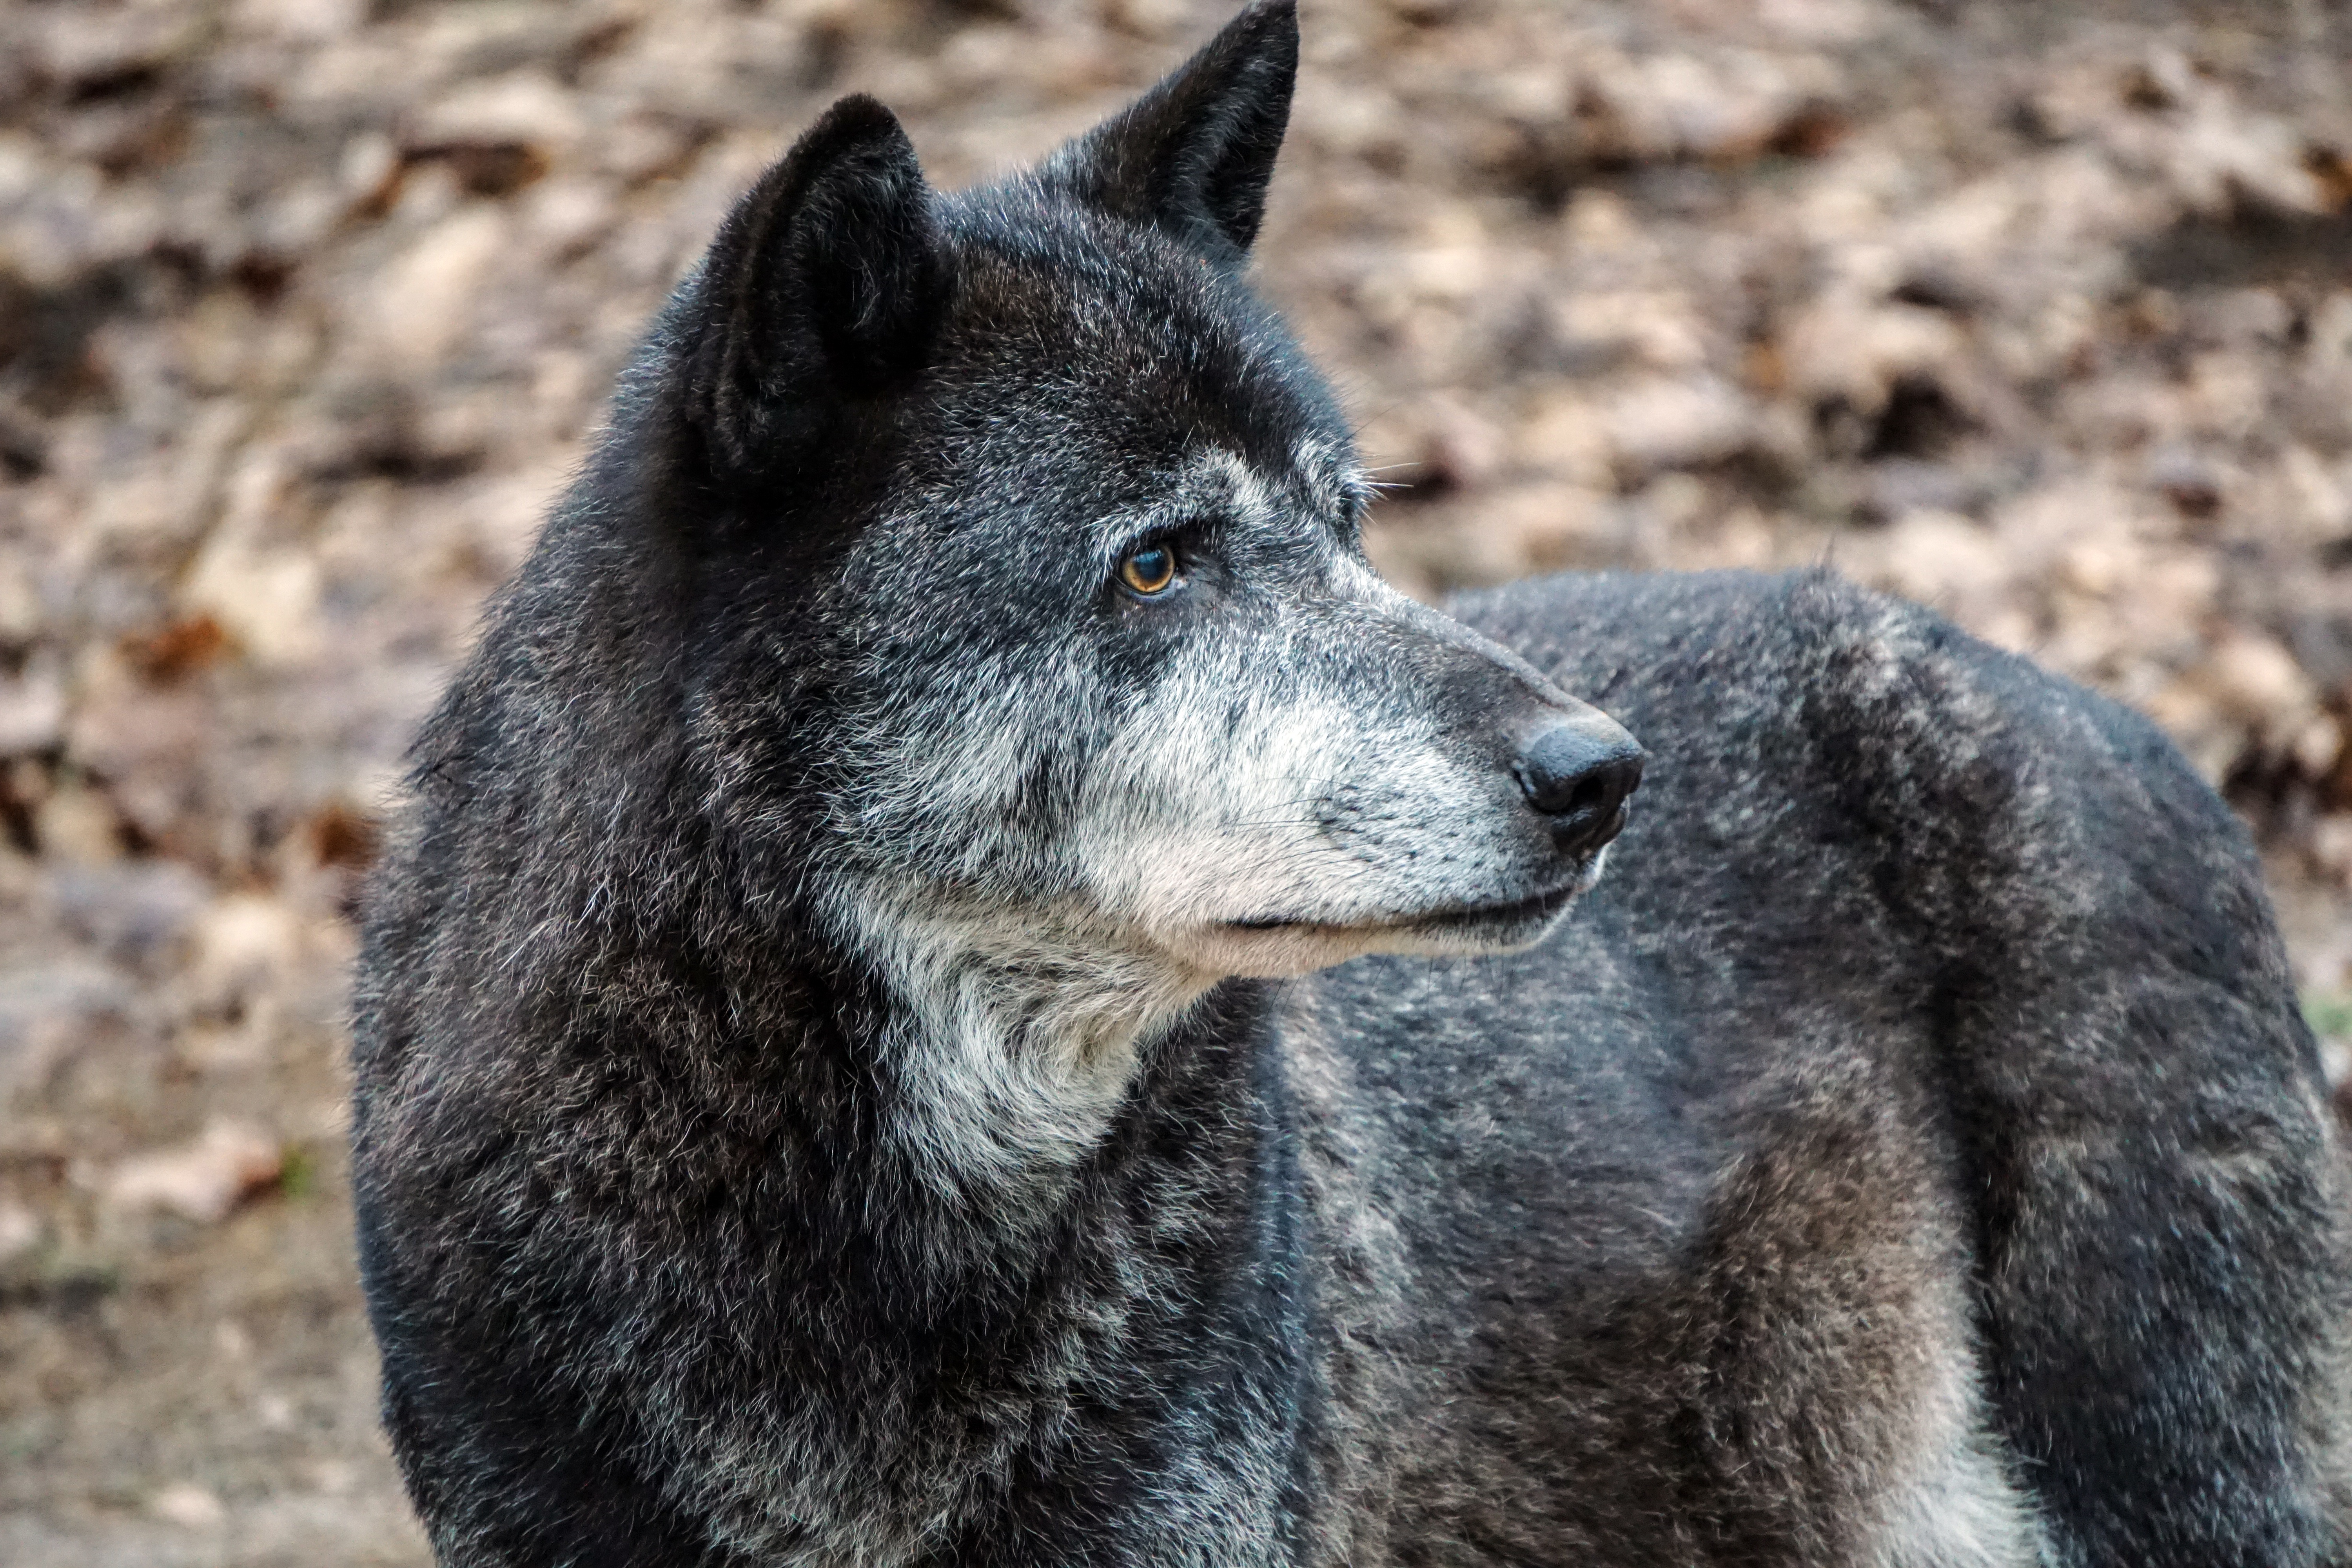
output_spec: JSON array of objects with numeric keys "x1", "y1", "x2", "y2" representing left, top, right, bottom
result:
[
  {"x1": 825, "y1": 878, "x2": 1214, "y2": 1198},
  {"x1": 1201, "y1": 845, "x2": 1612, "y2": 971},
  {"x1": 1225, "y1": 878, "x2": 1579, "y2": 936}
]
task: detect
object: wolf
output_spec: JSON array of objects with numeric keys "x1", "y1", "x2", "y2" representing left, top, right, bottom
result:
[{"x1": 351, "y1": 4, "x2": 2352, "y2": 1564}]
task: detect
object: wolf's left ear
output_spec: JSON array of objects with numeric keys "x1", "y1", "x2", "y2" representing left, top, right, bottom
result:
[
  {"x1": 1050, "y1": 0, "x2": 1298, "y2": 261},
  {"x1": 686, "y1": 95, "x2": 945, "y2": 478}
]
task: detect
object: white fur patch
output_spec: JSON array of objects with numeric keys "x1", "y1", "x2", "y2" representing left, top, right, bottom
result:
[
  {"x1": 1861, "y1": 1334, "x2": 2052, "y2": 1568},
  {"x1": 826, "y1": 878, "x2": 1214, "y2": 1194}
]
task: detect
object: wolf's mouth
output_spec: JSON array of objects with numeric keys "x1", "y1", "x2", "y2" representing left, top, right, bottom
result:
[
  {"x1": 1224, "y1": 878, "x2": 1585, "y2": 936},
  {"x1": 1407, "y1": 880, "x2": 1584, "y2": 931}
]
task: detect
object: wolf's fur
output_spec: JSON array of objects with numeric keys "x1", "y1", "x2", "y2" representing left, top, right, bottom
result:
[{"x1": 352, "y1": 5, "x2": 2352, "y2": 1564}]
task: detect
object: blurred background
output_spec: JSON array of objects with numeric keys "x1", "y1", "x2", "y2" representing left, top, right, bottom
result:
[{"x1": 2, "y1": 0, "x2": 2350, "y2": 1561}]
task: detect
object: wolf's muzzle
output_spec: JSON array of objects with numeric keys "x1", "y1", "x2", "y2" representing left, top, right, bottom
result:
[{"x1": 1516, "y1": 717, "x2": 1644, "y2": 858}]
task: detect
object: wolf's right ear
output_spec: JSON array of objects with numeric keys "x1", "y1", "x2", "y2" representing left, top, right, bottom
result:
[
  {"x1": 1049, "y1": 0, "x2": 1298, "y2": 263},
  {"x1": 685, "y1": 95, "x2": 944, "y2": 478}
]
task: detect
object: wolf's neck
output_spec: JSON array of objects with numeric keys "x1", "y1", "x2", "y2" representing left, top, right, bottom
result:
[{"x1": 833, "y1": 883, "x2": 1221, "y2": 1203}]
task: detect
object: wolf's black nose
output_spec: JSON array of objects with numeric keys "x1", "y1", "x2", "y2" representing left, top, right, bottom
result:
[{"x1": 1517, "y1": 720, "x2": 1645, "y2": 854}]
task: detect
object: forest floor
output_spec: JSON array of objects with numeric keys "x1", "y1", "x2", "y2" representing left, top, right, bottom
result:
[{"x1": 4, "y1": 0, "x2": 2350, "y2": 1561}]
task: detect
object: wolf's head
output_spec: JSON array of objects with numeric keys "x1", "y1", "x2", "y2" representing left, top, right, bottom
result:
[{"x1": 636, "y1": 1, "x2": 1639, "y2": 1011}]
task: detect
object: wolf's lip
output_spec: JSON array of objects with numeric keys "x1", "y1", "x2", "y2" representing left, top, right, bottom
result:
[
  {"x1": 1408, "y1": 880, "x2": 1583, "y2": 931},
  {"x1": 1224, "y1": 879, "x2": 1583, "y2": 935}
]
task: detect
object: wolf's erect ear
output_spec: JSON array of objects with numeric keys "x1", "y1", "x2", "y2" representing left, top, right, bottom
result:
[
  {"x1": 687, "y1": 95, "x2": 944, "y2": 476},
  {"x1": 1051, "y1": 0, "x2": 1298, "y2": 261}
]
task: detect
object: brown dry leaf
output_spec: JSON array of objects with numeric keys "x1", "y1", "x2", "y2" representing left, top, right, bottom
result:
[{"x1": 102, "y1": 1120, "x2": 284, "y2": 1225}]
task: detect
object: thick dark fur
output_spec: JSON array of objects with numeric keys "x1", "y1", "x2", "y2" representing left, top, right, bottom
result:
[{"x1": 353, "y1": 5, "x2": 2352, "y2": 1563}]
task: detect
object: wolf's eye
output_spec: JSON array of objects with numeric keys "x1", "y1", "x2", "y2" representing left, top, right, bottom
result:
[{"x1": 1118, "y1": 544, "x2": 1179, "y2": 597}]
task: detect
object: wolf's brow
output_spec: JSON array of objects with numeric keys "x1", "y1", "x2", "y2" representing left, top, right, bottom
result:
[{"x1": 1289, "y1": 438, "x2": 1371, "y2": 520}]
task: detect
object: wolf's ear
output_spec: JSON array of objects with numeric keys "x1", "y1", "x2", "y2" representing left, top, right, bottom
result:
[
  {"x1": 1051, "y1": 0, "x2": 1298, "y2": 261},
  {"x1": 686, "y1": 95, "x2": 944, "y2": 477}
]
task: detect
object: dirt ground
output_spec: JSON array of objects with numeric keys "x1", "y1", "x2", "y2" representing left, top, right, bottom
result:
[{"x1": 4, "y1": 0, "x2": 2352, "y2": 1561}]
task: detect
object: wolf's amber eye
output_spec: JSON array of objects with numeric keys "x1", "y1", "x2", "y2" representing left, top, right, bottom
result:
[{"x1": 1118, "y1": 544, "x2": 1179, "y2": 597}]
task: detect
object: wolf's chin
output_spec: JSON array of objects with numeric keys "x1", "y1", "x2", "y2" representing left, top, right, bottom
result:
[
  {"x1": 1177, "y1": 847, "x2": 1613, "y2": 978},
  {"x1": 1361, "y1": 891, "x2": 1578, "y2": 960}
]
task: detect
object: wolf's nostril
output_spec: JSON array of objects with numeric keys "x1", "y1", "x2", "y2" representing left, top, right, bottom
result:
[{"x1": 1517, "y1": 721, "x2": 1645, "y2": 852}]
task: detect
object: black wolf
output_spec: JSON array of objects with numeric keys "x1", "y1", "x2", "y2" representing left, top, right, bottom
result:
[{"x1": 352, "y1": 4, "x2": 2352, "y2": 1563}]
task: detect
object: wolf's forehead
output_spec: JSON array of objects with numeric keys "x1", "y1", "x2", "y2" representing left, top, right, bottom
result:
[{"x1": 949, "y1": 223, "x2": 1352, "y2": 441}]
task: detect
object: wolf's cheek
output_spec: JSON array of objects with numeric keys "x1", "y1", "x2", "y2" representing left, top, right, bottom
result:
[
  {"x1": 1062, "y1": 684, "x2": 1354, "y2": 927},
  {"x1": 1065, "y1": 681, "x2": 1530, "y2": 943}
]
